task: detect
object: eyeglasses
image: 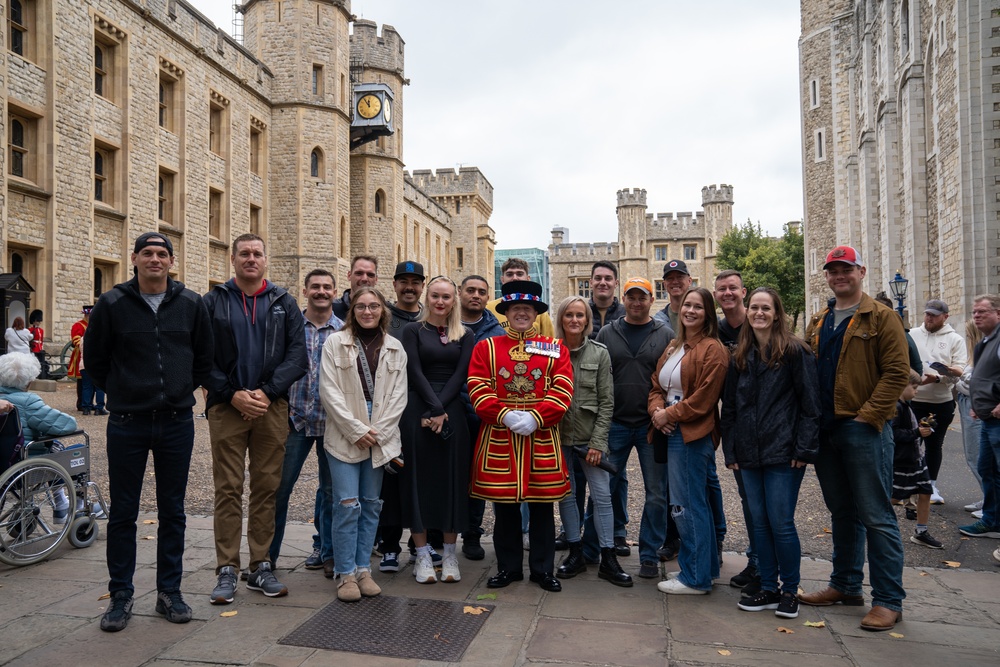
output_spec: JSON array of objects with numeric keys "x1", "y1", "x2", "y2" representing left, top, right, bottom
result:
[{"x1": 354, "y1": 303, "x2": 382, "y2": 312}]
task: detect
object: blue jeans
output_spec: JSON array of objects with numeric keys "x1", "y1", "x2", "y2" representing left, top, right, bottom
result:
[
  {"x1": 732, "y1": 468, "x2": 758, "y2": 567},
  {"x1": 559, "y1": 446, "x2": 613, "y2": 548},
  {"x1": 815, "y1": 420, "x2": 905, "y2": 611},
  {"x1": 80, "y1": 369, "x2": 105, "y2": 410},
  {"x1": 957, "y1": 393, "x2": 983, "y2": 486},
  {"x1": 978, "y1": 419, "x2": 1000, "y2": 528},
  {"x1": 740, "y1": 464, "x2": 805, "y2": 594},
  {"x1": 327, "y1": 451, "x2": 384, "y2": 576},
  {"x1": 707, "y1": 461, "x2": 727, "y2": 543},
  {"x1": 269, "y1": 427, "x2": 333, "y2": 565},
  {"x1": 583, "y1": 422, "x2": 667, "y2": 563},
  {"x1": 106, "y1": 409, "x2": 194, "y2": 594},
  {"x1": 667, "y1": 430, "x2": 718, "y2": 590}
]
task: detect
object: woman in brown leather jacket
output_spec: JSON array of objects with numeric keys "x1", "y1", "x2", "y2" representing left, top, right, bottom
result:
[{"x1": 648, "y1": 287, "x2": 729, "y2": 595}]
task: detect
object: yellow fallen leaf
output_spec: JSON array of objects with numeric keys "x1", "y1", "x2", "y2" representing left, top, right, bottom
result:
[
  {"x1": 919, "y1": 572, "x2": 929, "y2": 576},
  {"x1": 777, "y1": 626, "x2": 795, "y2": 634},
  {"x1": 822, "y1": 528, "x2": 832, "y2": 534},
  {"x1": 718, "y1": 649, "x2": 732, "y2": 656},
  {"x1": 960, "y1": 537, "x2": 969, "y2": 541},
  {"x1": 143, "y1": 535, "x2": 155, "y2": 540},
  {"x1": 433, "y1": 632, "x2": 450, "y2": 644},
  {"x1": 942, "y1": 561, "x2": 961, "y2": 568},
  {"x1": 98, "y1": 592, "x2": 110, "y2": 600},
  {"x1": 220, "y1": 610, "x2": 238, "y2": 617},
  {"x1": 142, "y1": 519, "x2": 157, "y2": 524},
  {"x1": 463, "y1": 605, "x2": 489, "y2": 615},
  {"x1": 889, "y1": 632, "x2": 904, "y2": 638},
  {"x1": 803, "y1": 620, "x2": 826, "y2": 628}
]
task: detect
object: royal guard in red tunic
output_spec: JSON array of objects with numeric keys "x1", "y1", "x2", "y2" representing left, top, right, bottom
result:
[
  {"x1": 68, "y1": 305, "x2": 91, "y2": 411},
  {"x1": 468, "y1": 280, "x2": 574, "y2": 592}
]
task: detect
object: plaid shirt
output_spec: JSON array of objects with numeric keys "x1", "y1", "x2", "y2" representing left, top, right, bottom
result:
[{"x1": 288, "y1": 311, "x2": 344, "y2": 436}]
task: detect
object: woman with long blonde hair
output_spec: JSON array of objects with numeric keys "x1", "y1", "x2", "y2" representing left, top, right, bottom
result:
[
  {"x1": 399, "y1": 276, "x2": 475, "y2": 584},
  {"x1": 957, "y1": 318, "x2": 985, "y2": 514}
]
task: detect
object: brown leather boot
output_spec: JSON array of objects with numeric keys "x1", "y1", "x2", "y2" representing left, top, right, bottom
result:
[
  {"x1": 798, "y1": 586, "x2": 864, "y2": 606},
  {"x1": 860, "y1": 606, "x2": 902, "y2": 631}
]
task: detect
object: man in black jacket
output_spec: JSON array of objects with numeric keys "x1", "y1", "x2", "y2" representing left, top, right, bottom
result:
[
  {"x1": 86, "y1": 232, "x2": 214, "y2": 632},
  {"x1": 203, "y1": 233, "x2": 308, "y2": 605}
]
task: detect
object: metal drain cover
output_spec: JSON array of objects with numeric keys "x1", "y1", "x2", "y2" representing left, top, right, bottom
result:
[{"x1": 278, "y1": 595, "x2": 494, "y2": 661}]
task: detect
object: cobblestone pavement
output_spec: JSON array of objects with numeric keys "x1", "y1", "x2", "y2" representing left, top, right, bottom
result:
[{"x1": 40, "y1": 380, "x2": 1000, "y2": 572}]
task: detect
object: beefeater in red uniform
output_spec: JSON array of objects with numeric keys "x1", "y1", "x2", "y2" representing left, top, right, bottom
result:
[{"x1": 468, "y1": 280, "x2": 573, "y2": 592}]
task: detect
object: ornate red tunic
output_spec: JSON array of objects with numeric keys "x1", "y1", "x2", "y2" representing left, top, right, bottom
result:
[
  {"x1": 468, "y1": 327, "x2": 574, "y2": 502},
  {"x1": 68, "y1": 319, "x2": 87, "y2": 379}
]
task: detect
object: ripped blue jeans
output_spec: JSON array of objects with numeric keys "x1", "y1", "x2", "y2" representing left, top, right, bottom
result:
[
  {"x1": 667, "y1": 430, "x2": 718, "y2": 591},
  {"x1": 326, "y1": 451, "x2": 384, "y2": 576}
]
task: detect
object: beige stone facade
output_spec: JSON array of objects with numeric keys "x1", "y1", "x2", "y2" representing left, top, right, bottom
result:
[
  {"x1": 800, "y1": 0, "x2": 1000, "y2": 323},
  {"x1": 548, "y1": 186, "x2": 733, "y2": 310},
  {"x1": 1, "y1": 0, "x2": 493, "y2": 348}
]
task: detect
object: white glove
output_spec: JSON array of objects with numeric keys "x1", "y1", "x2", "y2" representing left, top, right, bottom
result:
[
  {"x1": 511, "y1": 412, "x2": 538, "y2": 436},
  {"x1": 502, "y1": 411, "x2": 524, "y2": 430}
]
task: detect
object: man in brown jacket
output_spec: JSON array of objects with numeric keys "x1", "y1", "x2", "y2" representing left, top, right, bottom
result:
[{"x1": 799, "y1": 245, "x2": 910, "y2": 632}]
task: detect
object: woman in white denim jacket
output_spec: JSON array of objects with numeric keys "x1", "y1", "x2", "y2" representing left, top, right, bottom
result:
[{"x1": 320, "y1": 287, "x2": 408, "y2": 602}]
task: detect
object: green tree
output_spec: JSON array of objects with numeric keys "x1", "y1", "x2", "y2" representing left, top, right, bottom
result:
[{"x1": 715, "y1": 220, "x2": 806, "y2": 331}]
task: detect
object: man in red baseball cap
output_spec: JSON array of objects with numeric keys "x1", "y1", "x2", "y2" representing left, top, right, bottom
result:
[{"x1": 801, "y1": 244, "x2": 910, "y2": 631}]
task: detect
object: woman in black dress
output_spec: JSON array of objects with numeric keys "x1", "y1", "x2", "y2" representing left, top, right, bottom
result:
[{"x1": 400, "y1": 276, "x2": 475, "y2": 584}]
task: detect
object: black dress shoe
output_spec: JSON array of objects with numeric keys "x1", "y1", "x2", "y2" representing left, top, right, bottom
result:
[
  {"x1": 462, "y1": 535, "x2": 485, "y2": 561},
  {"x1": 657, "y1": 538, "x2": 679, "y2": 562},
  {"x1": 487, "y1": 570, "x2": 524, "y2": 588},
  {"x1": 529, "y1": 572, "x2": 562, "y2": 592},
  {"x1": 613, "y1": 535, "x2": 631, "y2": 557}
]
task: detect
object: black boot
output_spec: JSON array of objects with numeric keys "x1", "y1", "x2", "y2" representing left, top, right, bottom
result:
[
  {"x1": 598, "y1": 547, "x2": 633, "y2": 587},
  {"x1": 556, "y1": 542, "x2": 587, "y2": 579}
]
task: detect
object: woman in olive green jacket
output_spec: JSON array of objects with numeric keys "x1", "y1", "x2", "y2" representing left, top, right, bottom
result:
[{"x1": 553, "y1": 297, "x2": 632, "y2": 587}]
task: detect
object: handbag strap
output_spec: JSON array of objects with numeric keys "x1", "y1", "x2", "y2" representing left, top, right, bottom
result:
[{"x1": 354, "y1": 339, "x2": 376, "y2": 398}]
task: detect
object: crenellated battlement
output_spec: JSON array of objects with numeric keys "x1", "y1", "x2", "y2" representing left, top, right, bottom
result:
[
  {"x1": 617, "y1": 188, "x2": 647, "y2": 208},
  {"x1": 647, "y1": 211, "x2": 704, "y2": 228},
  {"x1": 702, "y1": 184, "x2": 734, "y2": 205},
  {"x1": 406, "y1": 167, "x2": 494, "y2": 209},
  {"x1": 349, "y1": 19, "x2": 405, "y2": 75},
  {"x1": 549, "y1": 241, "x2": 619, "y2": 259}
]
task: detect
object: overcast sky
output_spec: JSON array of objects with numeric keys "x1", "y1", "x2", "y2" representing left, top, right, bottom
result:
[{"x1": 202, "y1": 0, "x2": 804, "y2": 250}]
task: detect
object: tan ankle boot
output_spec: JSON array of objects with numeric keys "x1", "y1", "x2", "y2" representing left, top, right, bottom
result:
[
  {"x1": 337, "y1": 573, "x2": 361, "y2": 602},
  {"x1": 356, "y1": 569, "x2": 382, "y2": 597}
]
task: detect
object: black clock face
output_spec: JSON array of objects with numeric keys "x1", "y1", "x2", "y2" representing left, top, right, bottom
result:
[{"x1": 357, "y1": 94, "x2": 381, "y2": 119}]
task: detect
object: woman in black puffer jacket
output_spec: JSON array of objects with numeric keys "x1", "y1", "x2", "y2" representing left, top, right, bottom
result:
[{"x1": 720, "y1": 287, "x2": 821, "y2": 619}]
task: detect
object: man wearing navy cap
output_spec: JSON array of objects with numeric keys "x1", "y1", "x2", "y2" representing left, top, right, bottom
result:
[
  {"x1": 653, "y1": 259, "x2": 692, "y2": 333},
  {"x1": 86, "y1": 231, "x2": 214, "y2": 631}
]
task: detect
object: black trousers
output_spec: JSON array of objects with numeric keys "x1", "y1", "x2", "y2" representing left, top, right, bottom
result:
[
  {"x1": 910, "y1": 399, "x2": 956, "y2": 481},
  {"x1": 494, "y1": 501, "x2": 555, "y2": 575}
]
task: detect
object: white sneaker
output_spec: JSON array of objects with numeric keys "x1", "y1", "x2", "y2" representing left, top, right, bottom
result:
[
  {"x1": 522, "y1": 533, "x2": 530, "y2": 551},
  {"x1": 440, "y1": 554, "x2": 461, "y2": 582},
  {"x1": 413, "y1": 554, "x2": 437, "y2": 584},
  {"x1": 665, "y1": 570, "x2": 681, "y2": 580},
  {"x1": 657, "y1": 578, "x2": 708, "y2": 595},
  {"x1": 972, "y1": 509, "x2": 984, "y2": 519},
  {"x1": 965, "y1": 500, "x2": 984, "y2": 512},
  {"x1": 930, "y1": 485, "x2": 944, "y2": 505},
  {"x1": 993, "y1": 547, "x2": 1000, "y2": 564}
]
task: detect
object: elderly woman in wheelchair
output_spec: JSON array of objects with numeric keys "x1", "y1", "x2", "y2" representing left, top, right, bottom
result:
[{"x1": 0, "y1": 352, "x2": 105, "y2": 565}]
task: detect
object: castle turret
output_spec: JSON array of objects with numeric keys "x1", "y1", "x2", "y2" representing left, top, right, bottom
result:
[
  {"x1": 617, "y1": 188, "x2": 648, "y2": 283},
  {"x1": 349, "y1": 20, "x2": 407, "y2": 266},
  {"x1": 241, "y1": 0, "x2": 353, "y2": 288},
  {"x1": 701, "y1": 184, "x2": 733, "y2": 279}
]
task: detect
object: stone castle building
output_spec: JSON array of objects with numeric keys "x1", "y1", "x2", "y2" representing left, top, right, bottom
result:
[
  {"x1": 800, "y1": 0, "x2": 999, "y2": 322},
  {"x1": 1, "y1": 0, "x2": 494, "y2": 344},
  {"x1": 548, "y1": 185, "x2": 733, "y2": 309}
]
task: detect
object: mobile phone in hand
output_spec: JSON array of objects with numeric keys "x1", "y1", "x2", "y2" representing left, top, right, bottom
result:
[{"x1": 929, "y1": 361, "x2": 951, "y2": 376}]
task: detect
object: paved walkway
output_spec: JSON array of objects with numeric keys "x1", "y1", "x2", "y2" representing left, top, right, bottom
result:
[{"x1": 1, "y1": 515, "x2": 998, "y2": 666}]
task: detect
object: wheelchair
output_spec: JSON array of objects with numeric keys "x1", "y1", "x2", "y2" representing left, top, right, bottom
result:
[{"x1": 0, "y1": 424, "x2": 109, "y2": 566}]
